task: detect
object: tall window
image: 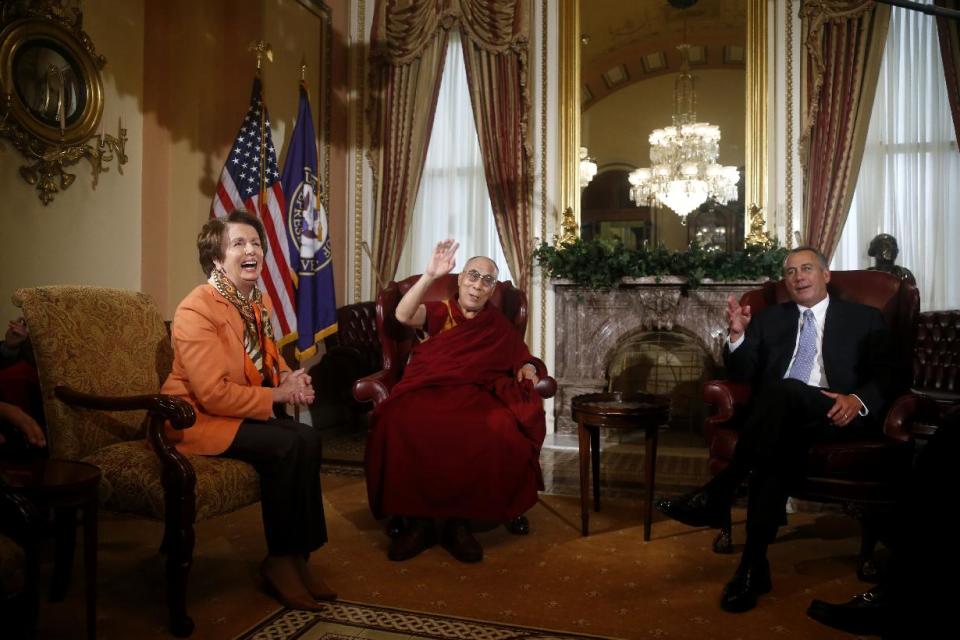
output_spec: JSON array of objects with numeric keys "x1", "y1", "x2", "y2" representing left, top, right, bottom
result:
[
  {"x1": 395, "y1": 29, "x2": 512, "y2": 281},
  {"x1": 832, "y1": 1, "x2": 960, "y2": 310}
]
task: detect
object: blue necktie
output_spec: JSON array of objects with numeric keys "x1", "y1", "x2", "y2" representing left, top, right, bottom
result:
[{"x1": 786, "y1": 309, "x2": 817, "y2": 383}]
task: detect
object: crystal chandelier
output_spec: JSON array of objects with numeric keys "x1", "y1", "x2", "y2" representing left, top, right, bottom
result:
[
  {"x1": 579, "y1": 147, "x2": 597, "y2": 188},
  {"x1": 628, "y1": 43, "x2": 739, "y2": 222}
]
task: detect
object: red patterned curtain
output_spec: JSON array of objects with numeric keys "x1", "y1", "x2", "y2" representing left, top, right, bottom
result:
[
  {"x1": 935, "y1": 0, "x2": 960, "y2": 149},
  {"x1": 368, "y1": 0, "x2": 531, "y2": 293},
  {"x1": 460, "y1": 0, "x2": 532, "y2": 289},
  {"x1": 799, "y1": 0, "x2": 890, "y2": 260},
  {"x1": 368, "y1": 1, "x2": 452, "y2": 294}
]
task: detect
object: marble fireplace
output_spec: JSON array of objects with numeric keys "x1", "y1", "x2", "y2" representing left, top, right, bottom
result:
[{"x1": 552, "y1": 278, "x2": 764, "y2": 437}]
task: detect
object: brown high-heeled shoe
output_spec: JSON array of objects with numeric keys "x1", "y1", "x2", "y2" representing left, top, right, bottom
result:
[
  {"x1": 260, "y1": 556, "x2": 323, "y2": 611},
  {"x1": 296, "y1": 556, "x2": 337, "y2": 601}
]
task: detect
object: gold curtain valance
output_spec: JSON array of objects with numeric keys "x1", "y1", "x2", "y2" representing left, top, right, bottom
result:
[
  {"x1": 798, "y1": 0, "x2": 878, "y2": 167},
  {"x1": 371, "y1": 0, "x2": 528, "y2": 65}
]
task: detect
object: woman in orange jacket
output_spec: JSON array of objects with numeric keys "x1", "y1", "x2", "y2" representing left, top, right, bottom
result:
[{"x1": 161, "y1": 209, "x2": 333, "y2": 610}]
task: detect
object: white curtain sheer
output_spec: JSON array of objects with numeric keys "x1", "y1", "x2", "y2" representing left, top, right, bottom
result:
[
  {"x1": 395, "y1": 29, "x2": 513, "y2": 282},
  {"x1": 831, "y1": 1, "x2": 960, "y2": 310}
]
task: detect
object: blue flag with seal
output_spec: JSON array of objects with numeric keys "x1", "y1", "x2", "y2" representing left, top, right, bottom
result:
[{"x1": 282, "y1": 83, "x2": 337, "y2": 360}]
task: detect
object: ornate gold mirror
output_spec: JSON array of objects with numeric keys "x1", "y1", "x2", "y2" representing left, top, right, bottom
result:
[
  {"x1": 0, "y1": 1, "x2": 126, "y2": 204},
  {"x1": 559, "y1": 0, "x2": 768, "y2": 248}
]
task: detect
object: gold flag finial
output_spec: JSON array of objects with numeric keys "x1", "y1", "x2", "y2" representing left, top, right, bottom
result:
[
  {"x1": 248, "y1": 40, "x2": 274, "y2": 71},
  {"x1": 300, "y1": 56, "x2": 307, "y2": 82}
]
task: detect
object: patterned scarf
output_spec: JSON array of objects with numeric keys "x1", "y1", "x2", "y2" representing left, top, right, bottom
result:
[{"x1": 210, "y1": 268, "x2": 281, "y2": 386}]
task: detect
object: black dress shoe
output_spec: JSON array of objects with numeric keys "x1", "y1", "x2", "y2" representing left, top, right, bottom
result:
[
  {"x1": 386, "y1": 515, "x2": 406, "y2": 539},
  {"x1": 505, "y1": 515, "x2": 530, "y2": 535},
  {"x1": 807, "y1": 587, "x2": 888, "y2": 635},
  {"x1": 387, "y1": 518, "x2": 436, "y2": 561},
  {"x1": 441, "y1": 519, "x2": 483, "y2": 563},
  {"x1": 655, "y1": 489, "x2": 729, "y2": 529},
  {"x1": 720, "y1": 559, "x2": 772, "y2": 613}
]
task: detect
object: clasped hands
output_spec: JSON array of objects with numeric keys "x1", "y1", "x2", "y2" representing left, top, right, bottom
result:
[
  {"x1": 274, "y1": 369, "x2": 315, "y2": 406},
  {"x1": 725, "y1": 295, "x2": 862, "y2": 427}
]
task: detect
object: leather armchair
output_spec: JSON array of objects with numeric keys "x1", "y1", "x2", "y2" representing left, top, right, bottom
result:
[
  {"x1": 702, "y1": 270, "x2": 920, "y2": 580},
  {"x1": 13, "y1": 286, "x2": 260, "y2": 637},
  {"x1": 354, "y1": 274, "x2": 556, "y2": 407},
  {"x1": 902, "y1": 310, "x2": 960, "y2": 436},
  {"x1": 309, "y1": 302, "x2": 382, "y2": 429}
]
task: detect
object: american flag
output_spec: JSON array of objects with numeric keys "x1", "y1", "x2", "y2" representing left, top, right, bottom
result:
[{"x1": 212, "y1": 77, "x2": 296, "y2": 342}]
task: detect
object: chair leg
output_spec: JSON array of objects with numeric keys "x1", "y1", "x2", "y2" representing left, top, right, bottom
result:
[
  {"x1": 162, "y1": 465, "x2": 197, "y2": 637},
  {"x1": 712, "y1": 510, "x2": 734, "y2": 554},
  {"x1": 165, "y1": 527, "x2": 195, "y2": 638},
  {"x1": 49, "y1": 507, "x2": 77, "y2": 602},
  {"x1": 856, "y1": 515, "x2": 882, "y2": 583}
]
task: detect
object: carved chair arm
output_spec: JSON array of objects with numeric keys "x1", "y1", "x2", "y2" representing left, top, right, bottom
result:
[
  {"x1": 702, "y1": 379, "x2": 753, "y2": 424},
  {"x1": 54, "y1": 385, "x2": 197, "y2": 474},
  {"x1": 527, "y1": 357, "x2": 557, "y2": 399},
  {"x1": 883, "y1": 393, "x2": 941, "y2": 443},
  {"x1": 353, "y1": 370, "x2": 397, "y2": 407}
]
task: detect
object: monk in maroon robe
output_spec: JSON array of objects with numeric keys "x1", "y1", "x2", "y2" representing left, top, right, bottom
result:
[{"x1": 365, "y1": 239, "x2": 545, "y2": 563}]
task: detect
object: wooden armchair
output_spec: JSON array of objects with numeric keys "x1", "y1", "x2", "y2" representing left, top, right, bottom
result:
[
  {"x1": 13, "y1": 286, "x2": 260, "y2": 637},
  {"x1": 702, "y1": 271, "x2": 920, "y2": 580},
  {"x1": 353, "y1": 273, "x2": 556, "y2": 407},
  {"x1": 0, "y1": 484, "x2": 40, "y2": 640}
]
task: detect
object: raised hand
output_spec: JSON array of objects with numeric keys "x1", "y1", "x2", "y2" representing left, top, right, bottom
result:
[
  {"x1": 425, "y1": 239, "x2": 459, "y2": 278},
  {"x1": 726, "y1": 294, "x2": 752, "y2": 342}
]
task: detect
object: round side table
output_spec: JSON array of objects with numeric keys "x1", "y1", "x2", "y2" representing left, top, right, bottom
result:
[
  {"x1": 571, "y1": 392, "x2": 670, "y2": 541},
  {"x1": 0, "y1": 458, "x2": 101, "y2": 640}
]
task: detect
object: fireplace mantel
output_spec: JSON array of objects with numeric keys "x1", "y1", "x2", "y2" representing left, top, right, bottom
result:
[{"x1": 552, "y1": 278, "x2": 766, "y2": 434}]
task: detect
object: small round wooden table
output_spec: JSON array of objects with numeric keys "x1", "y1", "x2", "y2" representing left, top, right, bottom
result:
[
  {"x1": 571, "y1": 392, "x2": 670, "y2": 542},
  {"x1": 0, "y1": 458, "x2": 101, "y2": 640}
]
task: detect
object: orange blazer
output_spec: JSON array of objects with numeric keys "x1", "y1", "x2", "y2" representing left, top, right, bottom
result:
[{"x1": 160, "y1": 284, "x2": 290, "y2": 455}]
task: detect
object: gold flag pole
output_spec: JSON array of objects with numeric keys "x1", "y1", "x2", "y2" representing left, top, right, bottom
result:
[{"x1": 248, "y1": 40, "x2": 274, "y2": 206}]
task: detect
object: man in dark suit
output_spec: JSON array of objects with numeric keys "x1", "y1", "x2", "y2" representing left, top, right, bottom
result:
[{"x1": 656, "y1": 246, "x2": 896, "y2": 613}]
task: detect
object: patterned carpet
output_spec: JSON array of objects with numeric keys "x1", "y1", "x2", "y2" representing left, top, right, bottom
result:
[{"x1": 238, "y1": 601, "x2": 613, "y2": 639}]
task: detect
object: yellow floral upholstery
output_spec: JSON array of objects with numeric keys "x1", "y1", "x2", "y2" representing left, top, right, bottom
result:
[
  {"x1": 14, "y1": 286, "x2": 172, "y2": 460},
  {"x1": 83, "y1": 442, "x2": 259, "y2": 520},
  {"x1": 12, "y1": 286, "x2": 260, "y2": 521}
]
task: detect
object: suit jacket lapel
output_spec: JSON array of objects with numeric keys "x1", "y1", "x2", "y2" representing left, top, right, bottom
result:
[
  {"x1": 822, "y1": 300, "x2": 843, "y2": 382},
  {"x1": 773, "y1": 304, "x2": 801, "y2": 376}
]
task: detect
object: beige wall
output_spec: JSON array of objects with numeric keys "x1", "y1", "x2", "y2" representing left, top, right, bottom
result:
[
  {"x1": 1, "y1": 0, "x2": 351, "y2": 324},
  {"x1": 0, "y1": 0, "x2": 145, "y2": 322}
]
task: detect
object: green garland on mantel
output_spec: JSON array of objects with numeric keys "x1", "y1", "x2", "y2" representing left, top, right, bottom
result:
[{"x1": 533, "y1": 238, "x2": 789, "y2": 290}]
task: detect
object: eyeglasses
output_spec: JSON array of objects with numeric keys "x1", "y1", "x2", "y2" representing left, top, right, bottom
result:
[{"x1": 464, "y1": 269, "x2": 497, "y2": 289}]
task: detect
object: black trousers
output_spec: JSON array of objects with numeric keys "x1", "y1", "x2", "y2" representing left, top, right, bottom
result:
[
  {"x1": 721, "y1": 378, "x2": 873, "y2": 530},
  {"x1": 221, "y1": 417, "x2": 327, "y2": 556}
]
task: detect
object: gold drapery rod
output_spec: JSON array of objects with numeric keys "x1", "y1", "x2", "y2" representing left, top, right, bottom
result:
[{"x1": 360, "y1": 241, "x2": 388, "y2": 291}]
